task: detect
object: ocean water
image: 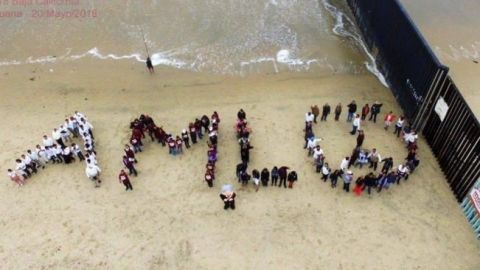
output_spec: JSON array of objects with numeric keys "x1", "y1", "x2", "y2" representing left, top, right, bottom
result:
[{"x1": 0, "y1": 0, "x2": 411, "y2": 86}]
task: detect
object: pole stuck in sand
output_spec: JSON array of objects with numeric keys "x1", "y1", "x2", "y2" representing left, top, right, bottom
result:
[{"x1": 140, "y1": 26, "x2": 150, "y2": 57}]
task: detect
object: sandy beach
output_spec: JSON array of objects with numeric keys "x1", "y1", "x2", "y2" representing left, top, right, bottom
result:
[{"x1": 0, "y1": 59, "x2": 479, "y2": 269}]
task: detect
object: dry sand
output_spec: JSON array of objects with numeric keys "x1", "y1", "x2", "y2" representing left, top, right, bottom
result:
[{"x1": 0, "y1": 60, "x2": 479, "y2": 269}]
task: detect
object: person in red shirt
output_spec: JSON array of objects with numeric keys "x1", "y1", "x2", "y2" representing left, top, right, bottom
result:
[
  {"x1": 384, "y1": 111, "x2": 396, "y2": 131},
  {"x1": 205, "y1": 170, "x2": 214, "y2": 188},
  {"x1": 176, "y1": 136, "x2": 183, "y2": 154},
  {"x1": 119, "y1": 170, "x2": 133, "y2": 191},
  {"x1": 361, "y1": 104, "x2": 370, "y2": 120},
  {"x1": 124, "y1": 144, "x2": 137, "y2": 163}
]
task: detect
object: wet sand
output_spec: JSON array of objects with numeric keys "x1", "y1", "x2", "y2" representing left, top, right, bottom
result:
[{"x1": 0, "y1": 59, "x2": 478, "y2": 269}]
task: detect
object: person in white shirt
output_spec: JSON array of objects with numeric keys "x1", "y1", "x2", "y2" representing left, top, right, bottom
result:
[
  {"x1": 67, "y1": 117, "x2": 79, "y2": 138},
  {"x1": 52, "y1": 128, "x2": 66, "y2": 148},
  {"x1": 36, "y1": 145, "x2": 49, "y2": 164},
  {"x1": 62, "y1": 146, "x2": 74, "y2": 164},
  {"x1": 42, "y1": 135, "x2": 54, "y2": 147},
  {"x1": 27, "y1": 149, "x2": 45, "y2": 169},
  {"x1": 82, "y1": 132, "x2": 94, "y2": 149},
  {"x1": 21, "y1": 154, "x2": 37, "y2": 174},
  {"x1": 54, "y1": 144, "x2": 64, "y2": 163},
  {"x1": 368, "y1": 148, "x2": 382, "y2": 171},
  {"x1": 396, "y1": 163, "x2": 410, "y2": 184},
  {"x1": 312, "y1": 145, "x2": 324, "y2": 160},
  {"x1": 7, "y1": 169, "x2": 25, "y2": 186},
  {"x1": 85, "y1": 164, "x2": 101, "y2": 188},
  {"x1": 80, "y1": 118, "x2": 94, "y2": 139},
  {"x1": 350, "y1": 114, "x2": 361, "y2": 135},
  {"x1": 74, "y1": 111, "x2": 86, "y2": 122},
  {"x1": 307, "y1": 137, "x2": 323, "y2": 156},
  {"x1": 305, "y1": 111, "x2": 314, "y2": 124},
  {"x1": 340, "y1": 157, "x2": 350, "y2": 172},
  {"x1": 15, "y1": 159, "x2": 30, "y2": 178},
  {"x1": 404, "y1": 129, "x2": 418, "y2": 147},
  {"x1": 45, "y1": 146, "x2": 56, "y2": 163},
  {"x1": 71, "y1": 143, "x2": 85, "y2": 161},
  {"x1": 394, "y1": 116, "x2": 405, "y2": 137},
  {"x1": 59, "y1": 124, "x2": 71, "y2": 143},
  {"x1": 321, "y1": 162, "x2": 331, "y2": 182}
]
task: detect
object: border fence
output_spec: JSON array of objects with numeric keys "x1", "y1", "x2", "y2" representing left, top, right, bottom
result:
[{"x1": 345, "y1": 0, "x2": 480, "y2": 202}]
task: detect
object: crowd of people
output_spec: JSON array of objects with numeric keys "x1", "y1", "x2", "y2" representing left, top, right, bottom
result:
[
  {"x1": 235, "y1": 109, "x2": 298, "y2": 192},
  {"x1": 306, "y1": 102, "x2": 421, "y2": 197},
  {"x1": 204, "y1": 112, "x2": 220, "y2": 188},
  {"x1": 120, "y1": 113, "x2": 221, "y2": 191},
  {"x1": 7, "y1": 111, "x2": 101, "y2": 187}
]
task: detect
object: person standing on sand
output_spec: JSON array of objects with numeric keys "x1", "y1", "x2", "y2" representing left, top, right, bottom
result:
[
  {"x1": 347, "y1": 100, "x2": 357, "y2": 122},
  {"x1": 7, "y1": 169, "x2": 25, "y2": 186},
  {"x1": 252, "y1": 169, "x2": 260, "y2": 192},
  {"x1": 384, "y1": 111, "x2": 396, "y2": 131},
  {"x1": 361, "y1": 103, "x2": 370, "y2": 120},
  {"x1": 305, "y1": 112, "x2": 314, "y2": 129},
  {"x1": 334, "y1": 103, "x2": 342, "y2": 121},
  {"x1": 330, "y1": 169, "x2": 341, "y2": 188},
  {"x1": 311, "y1": 105, "x2": 320, "y2": 124},
  {"x1": 356, "y1": 129, "x2": 365, "y2": 147},
  {"x1": 321, "y1": 163, "x2": 331, "y2": 181},
  {"x1": 368, "y1": 148, "x2": 381, "y2": 171},
  {"x1": 220, "y1": 191, "x2": 236, "y2": 210},
  {"x1": 261, "y1": 168, "x2": 270, "y2": 186},
  {"x1": 205, "y1": 170, "x2": 214, "y2": 188},
  {"x1": 348, "y1": 147, "x2": 361, "y2": 168},
  {"x1": 278, "y1": 166, "x2": 289, "y2": 188},
  {"x1": 394, "y1": 116, "x2": 405, "y2": 137},
  {"x1": 351, "y1": 114, "x2": 361, "y2": 135},
  {"x1": 119, "y1": 170, "x2": 133, "y2": 191},
  {"x1": 52, "y1": 128, "x2": 66, "y2": 148},
  {"x1": 237, "y1": 109, "x2": 246, "y2": 121},
  {"x1": 123, "y1": 155, "x2": 138, "y2": 176},
  {"x1": 369, "y1": 101, "x2": 383, "y2": 123},
  {"x1": 321, "y1": 103, "x2": 331, "y2": 121},
  {"x1": 182, "y1": 129, "x2": 190, "y2": 149},
  {"x1": 342, "y1": 170, "x2": 353, "y2": 192},
  {"x1": 287, "y1": 171, "x2": 298, "y2": 188},
  {"x1": 271, "y1": 166, "x2": 279, "y2": 186},
  {"x1": 85, "y1": 164, "x2": 102, "y2": 187},
  {"x1": 146, "y1": 56, "x2": 154, "y2": 74},
  {"x1": 189, "y1": 123, "x2": 197, "y2": 144},
  {"x1": 381, "y1": 157, "x2": 394, "y2": 174},
  {"x1": 340, "y1": 156, "x2": 350, "y2": 173},
  {"x1": 42, "y1": 135, "x2": 54, "y2": 148},
  {"x1": 15, "y1": 159, "x2": 31, "y2": 178},
  {"x1": 363, "y1": 172, "x2": 377, "y2": 196}
]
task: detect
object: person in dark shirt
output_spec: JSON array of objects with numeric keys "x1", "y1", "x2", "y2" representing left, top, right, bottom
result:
[
  {"x1": 119, "y1": 170, "x2": 133, "y2": 191},
  {"x1": 321, "y1": 103, "x2": 331, "y2": 121},
  {"x1": 146, "y1": 56, "x2": 154, "y2": 74},
  {"x1": 347, "y1": 100, "x2": 357, "y2": 122},
  {"x1": 363, "y1": 172, "x2": 377, "y2": 195},
  {"x1": 334, "y1": 103, "x2": 342, "y2": 121},
  {"x1": 260, "y1": 168, "x2": 270, "y2": 186},
  {"x1": 287, "y1": 171, "x2": 298, "y2": 188},
  {"x1": 356, "y1": 129, "x2": 365, "y2": 147},
  {"x1": 220, "y1": 191, "x2": 236, "y2": 210},
  {"x1": 381, "y1": 157, "x2": 394, "y2": 173},
  {"x1": 278, "y1": 166, "x2": 289, "y2": 188},
  {"x1": 330, "y1": 170, "x2": 341, "y2": 188},
  {"x1": 237, "y1": 109, "x2": 246, "y2": 121},
  {"x1": 369, "y1": 101, "x2": 383, "y2": 123},
  {"x1": 361, "y1": 104, "x2": 370, "y2": 120},
  {"x1": 271, "y1": 166, "x2": 279, "y2": 186}
]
